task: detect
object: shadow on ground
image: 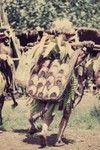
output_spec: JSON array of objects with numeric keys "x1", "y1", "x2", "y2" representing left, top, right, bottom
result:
[
  {"x1": 23, "y1": 133, "x2": 75, "y2": 148},
  {"x1": 13, "y1": 129, "x2": 29, "y2": 134}
]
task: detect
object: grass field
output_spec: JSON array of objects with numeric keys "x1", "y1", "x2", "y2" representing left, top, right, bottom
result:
[{"x1": 1, "y1": 93, "x2": 100, "y2": 132}]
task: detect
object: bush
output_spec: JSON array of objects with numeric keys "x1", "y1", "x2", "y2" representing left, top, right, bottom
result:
[{"x1": 5, "y1": 0, "x2": 100, "y2": 30}]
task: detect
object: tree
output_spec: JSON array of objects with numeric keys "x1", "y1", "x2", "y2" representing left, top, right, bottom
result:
[{"x1": 5, "y1": 0, "x2": 100, "y2": 30}]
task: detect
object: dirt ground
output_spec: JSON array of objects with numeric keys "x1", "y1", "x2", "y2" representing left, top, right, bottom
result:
[
  {"x1": 0, "y1": 128, "x2": 100, "y2": 150},
  {"x1": 0, "y1": 93, "x2": 100, "y2": 150}
]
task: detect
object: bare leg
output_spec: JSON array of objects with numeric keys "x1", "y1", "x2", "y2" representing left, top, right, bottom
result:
[
  {"x1": 29, "y1": 106, "x2": 48, "y2": 134},
  {"x1": 0, "y1": 95, "x2": 5, "y2": 125},
  {"x1": 39, "y1": 103, "x2": 56, "y2": 147},
  {"x1": 39, "y1": 113, "x2": 55, "y2": 147},
  {"x1": 56, "y1": 101, "x2": 73, "y2": 145},
  {"x1": 57, "y1": 92, "x2": 83, "y2": 145}
]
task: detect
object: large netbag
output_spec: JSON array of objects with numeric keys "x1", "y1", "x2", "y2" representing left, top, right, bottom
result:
[{"x1": 27, "y1": 37, "x2": 82, "y2": 102}]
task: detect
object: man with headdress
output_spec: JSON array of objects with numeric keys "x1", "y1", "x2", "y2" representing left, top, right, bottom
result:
[{"x1": 28, "y1": 18, "x2": 86, "y2": 147}]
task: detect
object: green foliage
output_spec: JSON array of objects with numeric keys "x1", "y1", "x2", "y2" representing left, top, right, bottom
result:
[{"x1": 5, "y1": 0, "x2": 100, "y2": 30}]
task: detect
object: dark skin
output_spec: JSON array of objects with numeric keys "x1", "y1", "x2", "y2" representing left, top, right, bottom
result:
[
  {"x1": 55, "y1": 50, "x2": 87, "y2": 145},
  {"x1": 0, "y1": 95, "x2": 5, "y2": 125},
  {"x1": 0, "y1": 62, "x2": 18, "y2": 126},
  {"x1": 0, "y1": 41, "x2": 18, "y2": 108}
]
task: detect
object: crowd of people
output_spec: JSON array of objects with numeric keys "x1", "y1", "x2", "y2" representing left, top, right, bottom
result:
[{"x1": 0, "y1": 19, "x2": 100, "y2": 147}]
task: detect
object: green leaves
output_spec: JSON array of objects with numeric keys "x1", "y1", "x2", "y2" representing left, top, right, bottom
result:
[{"x1": 5, "y1": 0, "x2": 100, "y2": 30}]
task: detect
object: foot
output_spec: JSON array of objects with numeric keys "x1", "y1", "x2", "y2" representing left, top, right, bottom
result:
[
  {"x1": 55, "y1": 137, "x2": 64, "y2": 147},
  {"x1": 11, "y1": 102, "x2": 18, "y2": 109},
  {"x1": 55, "y1": 140, "x2": 63, "y2": 147}
]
